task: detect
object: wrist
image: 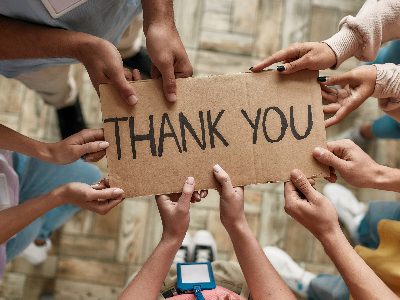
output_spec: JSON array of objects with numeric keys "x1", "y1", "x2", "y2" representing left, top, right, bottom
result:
[
  {"x1": 160, "y1": 233, "x2": 184, "y2": 249},
  {"x1": 143, "y1": 20, "x2": 176, "y2": 37},
  {"x1": 72, "y1": 32, "x2": 104, "y2": 63},
  {"x1": 48, "y1": 186, "x2": 68, "y2": 206},
  {"x1": 371, "y1": 164, "x2": 400, "y2": 192},
  {"x1": 318, "y1": 226, "x2": 345, "y2": 250},
  {"x1": 224, "y1": 219, "x2": 250, "y2": 236}
]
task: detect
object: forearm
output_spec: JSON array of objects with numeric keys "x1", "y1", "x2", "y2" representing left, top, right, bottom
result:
[
  {"x1": 0, "y1": 124, "x2": 57, "y2": 162},
  {"x1": 0, "y1": 192, "x2": 61, "y2": 243},
  {"x1": 141, "y1": 0, "x2": 175, "y2": 33},
  {"x1": 324, "y1": 0, "x2": 400, "y2": 67},
  {"x1": 321, "y1": 228, "x2": 398, "y2": 300},
  {"x1": 0, "y1": 15, "x2": 98, "y2": 60},
  {"x1": 371, "y1": 164, "x2": 400, "y2": 193},
  {"x1": 227, "y1": 222, "x2": 296, "y2": 300},
  {"x1": 119, "y1": 236, "x2": 181, "y2": 300}
]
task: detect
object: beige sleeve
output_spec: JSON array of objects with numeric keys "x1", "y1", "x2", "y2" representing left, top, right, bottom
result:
[
  {"x1": 323, "y1": 0, "x2": 400, "y2": 67},
  {"x1": 372, "y1": 63, "x2": 400, "y2": 122}
]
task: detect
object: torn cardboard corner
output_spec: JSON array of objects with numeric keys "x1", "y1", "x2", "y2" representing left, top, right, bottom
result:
[{"x1": 100, "y1": 70, "x2": 329, "y2": 198}]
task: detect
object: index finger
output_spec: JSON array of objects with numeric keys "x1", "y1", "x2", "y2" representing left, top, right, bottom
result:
[{"x1": 251, "y1": 47, "x2": 301, "y2": 72}]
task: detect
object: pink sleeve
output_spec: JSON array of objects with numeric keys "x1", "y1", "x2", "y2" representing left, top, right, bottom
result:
[{"x1": 323, "y1": 0, "x2": 400, "y2": 67}]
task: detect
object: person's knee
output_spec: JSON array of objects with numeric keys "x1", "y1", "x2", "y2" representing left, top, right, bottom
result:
[{"x1": 73, "y1": 160, "x2": 102, "y2": 185}]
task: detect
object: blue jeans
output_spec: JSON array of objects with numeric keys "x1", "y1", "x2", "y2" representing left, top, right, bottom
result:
[
  {"x1": 371, "y1": 115, "x2": 400, "y2": 139},
  {"x1": 308, "y1": 201, "x2": 400, "y2": 300},
  {"x1": 6, "y1": 153, "x2": 101, "y2": 261}
]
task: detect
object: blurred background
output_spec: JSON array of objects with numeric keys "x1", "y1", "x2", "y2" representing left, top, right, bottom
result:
[{"x1": 1, "y1": 0, "x2": 400, "y2": 299}]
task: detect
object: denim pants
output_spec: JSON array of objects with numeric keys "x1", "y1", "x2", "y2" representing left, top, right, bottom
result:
[
  {"x1": 307, "y1": 201, "x2": 400, "y2": 300},
  {"x1": 5, "y1": 152, "x2": 101, "y2": 261}
]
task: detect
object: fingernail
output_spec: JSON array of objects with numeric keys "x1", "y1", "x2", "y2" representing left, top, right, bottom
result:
[
  {"x1": 99, "y1": 141, "x2": 109, "y2": 149},
  {"x1": 167, "y1": 93, "x2": 177, "y2": 102},
  {"x1": 127, "y1": 95, "x2": 138, "y2": 105},
  {"x1": 313, "y1": 147, "x2": 324, "y2": 157},
  {"x1": 186, "y1": 176, "x2": 194, "y2": 185},
  {"x1": 200, "y1": 190, "x2": 207, "y2": 198},
  {"x1": 317, "y1": 76, "x2": 327, "y2": 82},
  {"x1": 291, "y1": 169, "x2": 302, "y2": 180},
  {"x1": 277, "y1": 65, "x2": 286, "y2": 72},
  {"x1": 195, "y1": 193, "x2": 201, "y2": 201},
  {"x1": 213, "y1": 164, "x2": 221, "y2": 173},
  {"x1": 249, "y1": 67, "x2": 253, "y2": 71},
  {"x1": 113, "y1": 188, "x2": 124, "y2": 195}
]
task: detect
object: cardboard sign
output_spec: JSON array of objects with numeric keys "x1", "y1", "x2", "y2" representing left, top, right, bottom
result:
[{"x1": 100, "y1": 71, "x2": 329, "y2": 197}]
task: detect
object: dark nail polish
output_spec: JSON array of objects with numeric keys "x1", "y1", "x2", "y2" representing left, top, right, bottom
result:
[
  {"x1": 277, "y1": 65, "x2": 285, "y2": 72},
  {"x1": 317, "y1": 76, "x2": 327, "y2": 82},
  {"x1": 249, "y1": 67, "x2": 253, "y2": 71}
]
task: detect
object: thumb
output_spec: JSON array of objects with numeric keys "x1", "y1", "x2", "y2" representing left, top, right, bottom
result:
[
  {"x1": 313, "y1": 147, "x2": 346, "y2": 171},
  {"x1": 290, "y1": 169, "x2": 318, "y2": 201},
  {"x1": 79, "y1": 141, "x2": 109, "y2": 157},
  {"x1": 110, "y1": 67, "x2": 139, "y2": 105},
  {"x1": 158, "y1": 61, "x2": 177, "y2": 102},
  {"x1": 177, "y1": 177, "x2": 195, "y2": 211}
]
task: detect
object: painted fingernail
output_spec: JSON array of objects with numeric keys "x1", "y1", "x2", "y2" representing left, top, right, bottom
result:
[
  {"x1": 213, "y1": 164, "x2": 221, "y2": 173},
  {"x1": 167, "y1": 93, "x2": 177, "y2": 102},
  {"x1": 200, "y1": 190, "x2": 207, "y2": 198},
  {"x1": 195, "y1": 193, "x2": 201, "y2": 201},
  {"x1": 249, "y1": 67, "x2": 253, "y2": 71},
  {"x1": 317, "y1": 76, "x2": 327, "y2": 82},
  {"x1": 277, "y1": 65, "x2": 286, "y2": 72},
  {"x1": 186, "y1": 177, "x2": 194, "y2": 185},
  {"x1": 99, "y1": 141, "x2": 109, "y2": 149},
  {"x1": 113, "y1": 188, "x2": 124, "y2": 195},
  {"x1": 127, "y1": 95, "x2": 138, "y2": 105}
]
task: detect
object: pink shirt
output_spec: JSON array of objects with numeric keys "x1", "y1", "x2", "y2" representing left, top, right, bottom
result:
[{"x1": 169, "y1": 286, "x2": 245, "y2": 300}]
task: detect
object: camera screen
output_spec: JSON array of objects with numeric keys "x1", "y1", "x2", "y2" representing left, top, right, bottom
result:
[{"x1": 181, "y1": 264, "x2": 211, "y2": 283}]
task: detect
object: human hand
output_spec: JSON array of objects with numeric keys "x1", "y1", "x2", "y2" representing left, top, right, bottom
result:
[
  {"x1": 145, "y1": 23, "x2": 193, "y2": 102},
  {"x1": 319, "y1": 65, "x2": 377, "y2": 127},
  {"x1": 251, "y1": 42, "x2": 336, "y2": 74},
  {"x1": 76, "y1": 36, "x2": 138, "y2": 105},
  {"x1": 156, "y1": 177, "x2": 195, "y2": 242},
  {"x1": 52, "y1": 178, "x2": 125, "y2": 215},
  {"x1": 313, "y1": 139, "x2": 381, "y2": 188},
  {"x1": 212, "y1": 164, "x2": 245, "y2": 231},
  {"x1": 49, "y1": 129, "x2": 108, "y2": 164},
  {"x1": 284, "y1": 169, "x2": 340, "y2": 242}
]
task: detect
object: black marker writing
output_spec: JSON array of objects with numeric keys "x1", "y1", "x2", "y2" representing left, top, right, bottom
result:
[
  {"x1": 129, "y1": 115, "x2": 157, "y2": 159},
  {"x1": 207, "y1": 110, "x2": 229, "y2": 148},
  {"x1": 290, "y1": 105, "x2": 313, "y2": 140},
  {"x1": 104, "y1": 117, "x2": 128, "y2": 160},
  {"x1": 179, "y1": 111, "x2": 207, "y2": 152},
  {"x1": 158, "y1": 113, "x2": 182, "y2": 157},
  {"x1": 241, "y1": 108, "x2": 262, "y2": 144}
]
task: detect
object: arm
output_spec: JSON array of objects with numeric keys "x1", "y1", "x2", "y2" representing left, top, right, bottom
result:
[
  {"x1": 119, "y1": 177, "x2": 195, "y2": 300},
  {"x1": 141, "y1": 0, "x2": 192, "y2": 102},
  {"x1": 324, "y1": 0, "x2": 400, "y2": 67},
  {"x1": 313, "y1": 139, "x2": 400, "y2": 193},
  {"x1": 212, "y1": 165, "x2": 296, "y2": 300},
  {"x1": 0, "y1": 125, "x2": 109, "y2": 164},
  {"x1": 0, "y1": 179, "x2": 124, "y2": 244},
  {"x1": 251, "y1": 0, "x2": 400, "y2": 73},
  {"x1": 0, "y1": 16, "x2": 137, "y2": 104},
  {"x1": 284, "y1": 169, "x2": 399, "y2": 300}
]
